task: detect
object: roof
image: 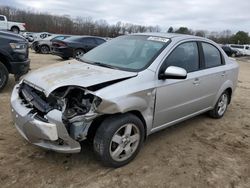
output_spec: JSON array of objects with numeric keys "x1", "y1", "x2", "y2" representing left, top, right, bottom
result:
[{"x1": 132, "y1": 32, "x2": 203, "y2": 40}]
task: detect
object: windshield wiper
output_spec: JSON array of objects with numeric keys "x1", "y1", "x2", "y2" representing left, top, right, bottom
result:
[
  {"x1": 79, "y1": 58, "x2": 118, "y2": 70},
  {"x1": 91, "y1": 62, "x2": 118, "y2": 70}
]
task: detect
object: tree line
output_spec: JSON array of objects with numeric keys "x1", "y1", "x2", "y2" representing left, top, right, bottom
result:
[
  {"x1": 168, "y1": 27, "x2": 250, "y2": 45},
  {"x1": 0, "y1": 6, "x2": 160, "y2": 37},
  {"x1": 0, "y1": 6, "x2": 249, "y2": 44}
]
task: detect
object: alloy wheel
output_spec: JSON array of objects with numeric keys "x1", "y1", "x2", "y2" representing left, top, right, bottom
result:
[
  {"x1": 217, "y1": 93, "x2": 228, "y2": 116},
  {"x1": 75, "y1": 50, "x2": 84, "y2": 59},
  {"x1": 109, "y1": 123, "x2": 140, "y2": 162}
]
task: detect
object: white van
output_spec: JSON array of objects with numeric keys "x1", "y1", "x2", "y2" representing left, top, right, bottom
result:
[{"x1": 229, "y1": 44, "x2": 250, "y2": 56}]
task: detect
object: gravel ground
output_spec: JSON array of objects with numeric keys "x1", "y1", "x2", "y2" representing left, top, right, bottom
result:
[{"x1": 0, "y1": 51, "x2": 249, "y2": 188}]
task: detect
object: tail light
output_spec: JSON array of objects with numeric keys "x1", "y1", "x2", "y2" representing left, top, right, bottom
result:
[{"x1": 52, "y1": 41, "x2": 67, "y2": 47}]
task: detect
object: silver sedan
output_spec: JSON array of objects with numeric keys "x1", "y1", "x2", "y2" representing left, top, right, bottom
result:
[{"x1": 11, "y1": 33, "x2": 239, "y2": 167}]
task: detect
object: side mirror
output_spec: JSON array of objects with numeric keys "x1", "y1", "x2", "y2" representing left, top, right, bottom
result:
[{"x1": 160, "y1": 66, "x2": 187, "y2": 80}]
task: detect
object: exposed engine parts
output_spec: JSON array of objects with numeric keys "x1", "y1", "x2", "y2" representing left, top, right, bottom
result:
[
  {"x1": 19, "y1": 83, "x2": 102, "y2": 141},
  {"x1": 62, "y1": 88, "x2": 94, "y2": 119}
]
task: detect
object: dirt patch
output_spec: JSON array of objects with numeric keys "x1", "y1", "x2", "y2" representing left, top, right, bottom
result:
[{"x1": 0, "y1": 52, "x2": 249, "y2": 188}]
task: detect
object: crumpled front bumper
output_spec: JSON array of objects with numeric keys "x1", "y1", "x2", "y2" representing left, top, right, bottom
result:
[{"x1": 10, "y1": 84, "x2": 81, "y2": 153}]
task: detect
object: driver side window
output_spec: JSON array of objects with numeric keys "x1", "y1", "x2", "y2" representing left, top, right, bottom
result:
[{"x1": 162, "y1": 42, "x2": 199, "y2": 73}]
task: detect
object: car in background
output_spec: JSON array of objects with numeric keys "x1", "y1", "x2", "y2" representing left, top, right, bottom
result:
[
  {"x1": 11, "y1": 33, "x2": 239, "y2": 167},
  {"x1": 51, "y1": 36, "x2": 106, "y2": 60},
  {"x1": 31, "y1": 32, "x2": 52, "y2": 42},
  {"x1": 0, "y1": 31, "x2": 30, "y2": 91},
  {"x1": 22, "y1": 32, "x2": 36, "y2": 42},
  {"x1": 229, "y1": 44, "x2": 250, "y2": 56},
  {"x1": 30, "y1": 32, "x2": 53, "y2": 50},
  {"x1": 32, "y1": 35, "x2": 71, "y2": 54},
  {"x1": 0, "y1": 15, "x2": 26, "y2": 34},
  {"x1": 221, "y1": 46, "x2": 241, "y2": 57}
]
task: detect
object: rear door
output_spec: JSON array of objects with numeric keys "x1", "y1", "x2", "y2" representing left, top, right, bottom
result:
[
  {"x1": 81, "y1": 37, "x2": 97, "y2": 51},
  {"x1": 0, "y1": 16, "x2": 7, "y2": 30},
  {"x1": 194, "y1": 42, "x2": 227, "y2": 108}
]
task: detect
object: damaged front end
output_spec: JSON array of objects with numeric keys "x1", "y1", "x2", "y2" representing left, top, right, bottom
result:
[
  {"x1": 11, "y1": 81, "x2": 102, "y2": 153},
  {"x1": 51, "y1": 86, "x2": 102, "y2": 140}
]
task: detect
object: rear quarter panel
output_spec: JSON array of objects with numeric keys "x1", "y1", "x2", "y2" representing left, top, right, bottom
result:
[{"x1": 212, "y1": 57, "x2": 239, "y2": 106}]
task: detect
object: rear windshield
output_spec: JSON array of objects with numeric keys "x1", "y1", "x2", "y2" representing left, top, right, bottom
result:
[{"x1": 65, "y1": 36, "x2": 83, "y2": 42}]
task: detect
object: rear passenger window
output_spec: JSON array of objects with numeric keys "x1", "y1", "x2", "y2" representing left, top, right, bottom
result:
[
  {"x1": 95, "y1": 38, "x2": 105, "y2": 45},
  {"x1": 202, "y1": 43, "x2": 222, "y2": 68},
  {"x1": 162, "y1": 42, "x2": 199, "y2": 73},
  {"x1": 0, "y1": 16, "x2": 4, "y2": 21},
  {"x1": 82, "y1": 38, "x2": 96, "y2": 45}
]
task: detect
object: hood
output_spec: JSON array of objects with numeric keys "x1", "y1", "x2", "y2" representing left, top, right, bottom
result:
[
  {"x1": 23, "y1": 60, "x2": 137, "y2": 96},
  {"x1": 0, "y1": 31, "x2": 26, "y2": 42}
]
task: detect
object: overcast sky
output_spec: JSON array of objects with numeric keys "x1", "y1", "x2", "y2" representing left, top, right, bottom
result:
[{"x1": 0, "y1": 0, "x2": 249, "y2": 33}]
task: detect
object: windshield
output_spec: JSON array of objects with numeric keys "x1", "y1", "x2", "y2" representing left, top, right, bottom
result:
[
  {"x1": 81, "y1": 35, "x2": 169, "y2": 71},
  {"x1": 46, "y1": 36, "x2": 56, "y2": 40}
]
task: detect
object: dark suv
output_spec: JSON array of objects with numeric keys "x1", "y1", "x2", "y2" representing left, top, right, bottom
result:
[{"x1": 0, "y1": 31, "x2": 30, "y2": 91}]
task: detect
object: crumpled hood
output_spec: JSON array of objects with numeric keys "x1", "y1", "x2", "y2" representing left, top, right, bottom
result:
[{"x1": 23, "y1": 60, "x2": 137, "y2": 96}]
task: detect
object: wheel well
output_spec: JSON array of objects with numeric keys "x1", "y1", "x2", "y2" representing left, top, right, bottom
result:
[
  {"x1": 225, "y1": 88, "x2": 232, "y2": 104},
  {"x1": 40, "y1": 44, "x2": 50, "y2": 50},
  {"x1": 87, "y1": 111, "x2": 147, "y2": 142},
  {"x1": 75, "y1": 48, "x2": 86, "y2": 53},
  {"x1": 0, "y1": 53, "x2": 10, "y2": 72},
  {"x1": 11, "y1": 26, "x2": 20, "y2": 31},
  {"x1": 129, "y1": 110, "x2": 147, "y2": 139}
]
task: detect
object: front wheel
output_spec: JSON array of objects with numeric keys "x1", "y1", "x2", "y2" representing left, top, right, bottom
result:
[
  {"x1": 93, "y1": 114, "x2": 145, "y2": 167},
  {"x1": 209, "y1": 91, "x2": 229, "y2": 118}
]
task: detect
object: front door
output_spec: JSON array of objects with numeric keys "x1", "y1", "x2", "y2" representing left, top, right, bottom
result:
[{"x1": 153, "y1": 41, "x2": 205, "y2": 127}]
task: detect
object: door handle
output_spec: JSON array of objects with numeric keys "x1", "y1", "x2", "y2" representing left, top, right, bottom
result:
[
  {"x1": 221, "y1": 71, "x2": 226, "y2": 77},
  {"x1": 193, "y1": 78, "x2": 200, "y2": 85}
]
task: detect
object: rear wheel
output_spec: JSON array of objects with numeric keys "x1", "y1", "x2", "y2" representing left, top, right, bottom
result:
[
  {"x1": 209, "y1": 91, "x2": 229, "y2": 118},
  {"x1": 73, "y1": 49, "x2": 85, "y2": 59},
  {"x1": 11, "y1": 27, "x2": 19, "y2": 34},
  {"x1": 93, "y1": 114, "x2": 145, "y2": 167},
  {"x1": 0, "y1": 62, "x2": 9, "y2": 91},
  {"x1": 40, "y1": 45, "x2": 50, "y2": 54}
]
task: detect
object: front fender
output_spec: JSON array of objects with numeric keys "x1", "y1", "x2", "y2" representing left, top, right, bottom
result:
[{"x1": 96, "y1": 89, "x2": 156, "y2": 135}]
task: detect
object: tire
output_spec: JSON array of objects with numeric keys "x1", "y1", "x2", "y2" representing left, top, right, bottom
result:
[
  {"x1": 73, "y1": 49, "x2": 85, "y2": 59},
  {"x1": 11, "y1": 27, "x2": 19, "y2": 34},
  {"x1": 93, "y1": 113, "x2": 145, "y2": 167},
  {"x1": 40, "y1": 45, "x2": 50, "y2": 54},
  {"x1": 34, "y1": 46, "x2": 40, "y2": 53},
  {"x1": 62, "y1": 57, "x2": 69, "y2": 60},
  {"x1": 209, "y1": 91, "x2": 229, "y2": 119},
  {"x1": 0, "y1": 62, "x2": 9, "y2": 91}
]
